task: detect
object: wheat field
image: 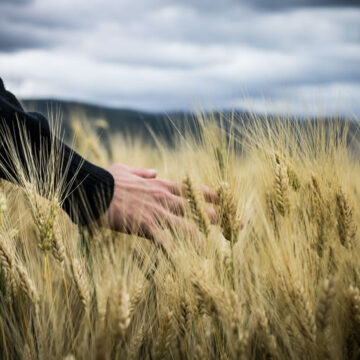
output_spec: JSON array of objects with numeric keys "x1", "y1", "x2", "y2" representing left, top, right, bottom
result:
[{"x1": 0, "y1": 112, "x2": 359, "y2": 359}]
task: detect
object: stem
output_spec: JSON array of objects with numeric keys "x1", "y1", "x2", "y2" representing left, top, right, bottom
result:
[
  {"x1": 62, "y1": 271, "x2": 75, "y2": 352},
  {"x1": 45, "y1": 254, "x2": 53, "y2": 302},
  {"x1": 0, "y1": 314, "x2": 9, "y2": 360},
  {"x1": 212, "y1": 318, "x2": 226, "y2": 359},
  {"x1": 230, "y1": 234, "x2": 236, "y2": 290},
  {"x1": 19, "y1": 294, "x2": 34, "y2": 360}
]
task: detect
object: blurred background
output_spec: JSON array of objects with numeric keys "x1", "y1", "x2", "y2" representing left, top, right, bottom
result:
[{"x1": 1, "y1": 0, "x2": 359, "y2": 119}]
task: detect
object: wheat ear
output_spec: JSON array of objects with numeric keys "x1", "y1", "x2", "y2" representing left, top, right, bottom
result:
[
  {"x1": 335, "y1": 188, "x2": 356, "y2": 249},
  {"x1": 183, "y1": 175, "x2": 210, "y2": 237},
  {"x1": 21, "y1": 343, "x2": 32, "y2": 360},
  {"x1": 0, "y1": 191, "x2": 7, "y2": 226},
  {"x1": 179, "y1": 292, "x2": 192, "y2": 339},
  {"x1": 266, "y1": 191, "x2": 279, "y2": 237},
  {"x1": 316, "y1": 278, "x2": 335, "y2": 334},
  {"x1": 16, "y1": 264, "x2": 40, "y2": 314},
  {"x1": 296, "y1": 285, "x2": 316, "y2": 343},
  {"x1": 116, "y1": 280, "x2": 131, "y2": 336},
  {"x1": 287, "y1": 164, "x2": 301, "y2": 191},
  {"x1": 129, "y1": 280, "x2": 145, "y2": 316},
  {"x1": 217, "y1": 182, "x2": 241, "y2": 243},
  {"x1": 274, "y1": 154, "x2": 290, "y2": 216},
  {"x1": 348, "y1": 285, "x2": 360, "y2": 325},
  {"x1": 346, "y1": 285, "x2": 360, "y2": 357},
  {"x1": 155, "y1": 309, "x2": 175, "y2": 360},
  {"x1": 51, "y1": 225, "x2": 65, "y2": 267},
  {"x1": 127, "y1": 325, "x2": 144, "y2": 360},
  {"x1": 0, "y1": 235, "x2": 17, "y2": 297},
  {"x1": 71, "y1": 259, "x2": 90, "y2": 313},
  {"x1": 257, "y1": 309, "x2": 277, "y2": 358}
]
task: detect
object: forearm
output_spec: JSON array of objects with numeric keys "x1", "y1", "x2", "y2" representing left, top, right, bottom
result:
[{"x1": 0, "y1": 79, "x2": 114, "y2": 225}]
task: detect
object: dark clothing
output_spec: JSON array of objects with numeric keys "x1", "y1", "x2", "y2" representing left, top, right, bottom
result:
[{"x1": 0, "y1": 78, "x2": 114, "y2": 225}]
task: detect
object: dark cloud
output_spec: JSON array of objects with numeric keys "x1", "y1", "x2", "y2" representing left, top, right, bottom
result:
[
  {"x1": 251, "y1": 0, "x2": 360, "y2": 9},
  {"x1": 0, "y1": 32, "x2": 45, "y2": 52},
  {"x1": 0, "y1": 0, "x2": 32, "y2": 5},
  {"x1": 0, "y1": 0, "x2": 28, "y2": 3}
]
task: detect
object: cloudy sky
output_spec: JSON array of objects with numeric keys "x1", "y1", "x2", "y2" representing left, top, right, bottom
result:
[{"x1": 0, "y1": 0, "x2": 360, "y2": 116}]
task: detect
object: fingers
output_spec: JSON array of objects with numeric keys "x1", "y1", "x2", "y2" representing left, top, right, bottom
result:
[
  {"x1": 150, "y1": 179, "x2": 219, "y2": 222},
  {"x1": 156, "y1": 192, "x2": 185, "y2": 216},
  {"x1": 122, "y1": 164, "x2": 157, "y2": 179},
  {"x1": 206, "y1": 205, "x2": 218, "y2": 224},
  {"x1": 152, "y1": 179, "x2": 183, "y2": 196},
  {"x1": 202, "y1": 185, "x2": 219, "y2": 204},
  {"x1": 152, "y1": 179, "x2": 218, "y2": 205},
  {"x1": 159, "y1": 212, "x2": 206, "y2": 254},
  {"x1": 164, "y1": 180, "x2": 219, "y2": 205},
  {"x1": 161, "y1": 211, "x2": 200, "y2": 239},
  {"x1": 139, "y1": 209, "x2": 198, "y2": 246}
]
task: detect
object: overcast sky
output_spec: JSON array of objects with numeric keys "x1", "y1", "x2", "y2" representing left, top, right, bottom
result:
[{"x1": 0, "y1": 0, "x2": 359, "y2": 116}]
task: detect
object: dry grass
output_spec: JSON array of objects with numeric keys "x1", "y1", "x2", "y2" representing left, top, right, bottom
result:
[{"x1": 0, "y1": 113, "x2": 359, "y2": 359}]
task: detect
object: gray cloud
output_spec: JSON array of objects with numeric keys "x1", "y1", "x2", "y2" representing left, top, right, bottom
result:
[
  {"x1": 0, "y1": 0, "x2": 359, "y2": 116},
  {"x1": 251, "y1": 0, "x2": 360, "y2": 9}
]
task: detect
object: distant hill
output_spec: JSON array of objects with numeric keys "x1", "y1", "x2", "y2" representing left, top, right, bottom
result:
[
  {"x1": 21, "y1": 99, "x2": 197, "y2": 144},
  {"x1": 21, "y1": 99, "x2": 359, "y2": 150}
]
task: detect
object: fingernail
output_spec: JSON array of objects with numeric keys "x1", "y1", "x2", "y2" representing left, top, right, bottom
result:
[{"x1": 149, "y1": 169, "x2": 157, "y2": 175}]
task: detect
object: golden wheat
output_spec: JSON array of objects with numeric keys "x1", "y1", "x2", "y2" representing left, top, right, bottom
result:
[{"x1": 0, "y1": 113, "x2": 359, "y2": 359}]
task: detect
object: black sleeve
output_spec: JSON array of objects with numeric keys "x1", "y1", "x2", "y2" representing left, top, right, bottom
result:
[{"x1": 0, "y1": 78, "x2": 114, "y2": 226}]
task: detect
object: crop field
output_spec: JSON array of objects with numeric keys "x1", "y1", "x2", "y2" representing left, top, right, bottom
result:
[{"x1": 0, "y1": 113, "x2": 359, "y2": 359}]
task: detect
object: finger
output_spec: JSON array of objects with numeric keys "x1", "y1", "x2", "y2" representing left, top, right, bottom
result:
[
  {"x1": 154, "y1": 180, "x2": 218, "y2": 205},
  {"x1": 154, "y1": 191, "x2": 185, "y2": 216},
  {"x1": 202, "y1": 185, "x2": 219, "y2": 204},
  {"x1": 161, "y1": 212, "x2": 206, "y2": 253},
  {"x1": 124, "y1": 164, "x2": 157, "y2": 179},
  {"x1": 161, "y1": 211, "x2": 200, "y2": 238},
  {"x1": 149, "y1": 229, "x2": 176, "y2": 263},
  {"x1": 206, "y1": 205, "x2": 218, "y2": 224},
  {"x1": 152, "y1": 179, "x2": 183, "y2": 196},
  {"x1": 144, "y1": 209, "x2": 205, "y2": 255},
  {"x1": 139, "y1": 216, "x2": 177, "y2": 255}
]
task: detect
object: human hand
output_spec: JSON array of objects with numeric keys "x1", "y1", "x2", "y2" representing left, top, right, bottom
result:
[{"x1": 99, "y1": 163, "x2": 218, "y2": 242}]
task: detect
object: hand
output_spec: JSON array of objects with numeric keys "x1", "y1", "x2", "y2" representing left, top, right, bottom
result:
[{"x1": 99, "y1": 163, "x2": 218, "y2": 242}]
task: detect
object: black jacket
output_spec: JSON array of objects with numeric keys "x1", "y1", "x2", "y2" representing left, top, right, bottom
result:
[{"x1": 0, "y1": 78, "x2": 114, "y2": 225}]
